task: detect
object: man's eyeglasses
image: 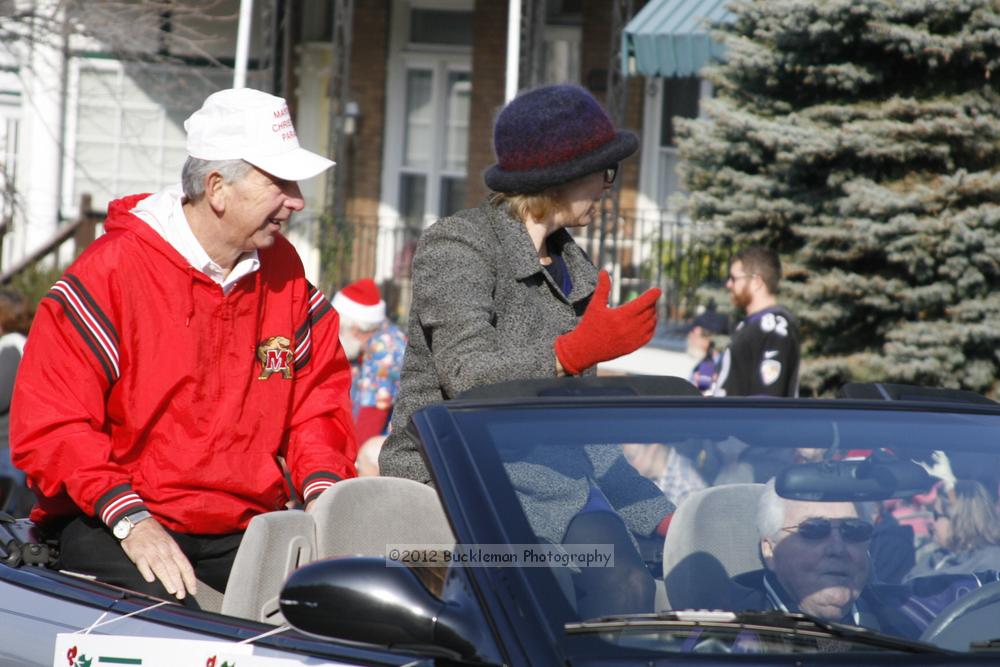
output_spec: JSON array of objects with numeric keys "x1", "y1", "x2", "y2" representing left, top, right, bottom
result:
[
  {"x1": 604, "y1": 164, "x2": 619, "y2": 186},
  {"x1": 782, "y1": 518, "x2": 874, "y2": 543}
]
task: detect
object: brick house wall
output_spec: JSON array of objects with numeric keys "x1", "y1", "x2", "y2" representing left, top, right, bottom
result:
[
  {"x1": 345, "y1": 1, "x2": 391, "y2": 222},
  {"x1": 466, "y1": 0, "x2": 509, "y2": 208}
]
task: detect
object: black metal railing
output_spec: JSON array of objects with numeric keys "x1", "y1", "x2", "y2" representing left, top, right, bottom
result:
[{"x1": 318, "y1": 209, "x2": 731, "y2": 325}]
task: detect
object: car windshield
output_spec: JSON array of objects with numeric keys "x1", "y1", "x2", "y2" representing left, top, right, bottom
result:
[{"x1": 445, "y1": 399, "x2": 1000, "y2": 656}]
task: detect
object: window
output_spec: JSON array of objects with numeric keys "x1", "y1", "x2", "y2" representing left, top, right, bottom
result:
[
  {"x1": 409, "y1": 9, "x2": 473, "y2": 46},
  {"x1": 657, "y1": 77, "x2": 703, "y2": 207},
  {"x1": 660, "y1": 77, "x2": 701, "y2": 148},
  {"x1": 380, "y1": 0, "x2": 473, "y2": 282},
  {"x1": 543, "y1": 25, "x2": 582, "y2": 84},
  {"x1": 68, "y1": 59, "x2": 234, "y2": 211},
  {"x1": 396, "y1": 65, "x2": 470, "y2": 222}
]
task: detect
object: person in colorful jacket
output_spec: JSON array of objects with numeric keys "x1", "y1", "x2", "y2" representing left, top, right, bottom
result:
[
  {"x1": 10, "y1": 88, "x2": 356, "y2": 605},
  {"x1": 332, "y1": 278, "x2": 407, "y2": 444}
]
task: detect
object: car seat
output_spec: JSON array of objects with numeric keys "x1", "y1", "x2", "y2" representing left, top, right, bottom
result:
[
  {"x1": 221, "y1": 478, "x2": 455, "y2": 623},
  {"x1": 309, "y1": 476, "x2": 455, "y2": 558},
  {"x1": 220, "y1": 510, "x2": 316, "y2": 623},
  {"x1": 661, "y1": 483, "x2": 765, "y2": 611}
]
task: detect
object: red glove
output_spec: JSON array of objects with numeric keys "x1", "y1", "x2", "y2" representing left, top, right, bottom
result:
[
  {"x1": 656, "y1": 512, "x2": 674, "y2": 537},
  {"x1": 554, "y1": 271, "x2": 661, "y2": 375}
]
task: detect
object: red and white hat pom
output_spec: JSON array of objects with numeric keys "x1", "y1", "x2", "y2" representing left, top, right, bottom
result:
[{"x1": 332, "y1": 278, "x2": 386, "y2": 326}]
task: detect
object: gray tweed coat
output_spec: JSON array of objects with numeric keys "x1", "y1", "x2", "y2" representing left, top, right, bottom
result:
[
  {"x1": 379, "y1": 202, "x2": 674, "y2": 543},
  {"x1": 380, "y1": 202, "x2": 599, "y2": 483}
]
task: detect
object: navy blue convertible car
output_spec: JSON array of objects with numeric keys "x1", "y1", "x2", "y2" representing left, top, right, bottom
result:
[{"x1": 3, "y1": 377, "x2": 1000, "y2": 665}]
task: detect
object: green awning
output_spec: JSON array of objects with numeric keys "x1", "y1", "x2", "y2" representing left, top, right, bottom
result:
[{"x1": 622, "y1": 0, "x2": 733, "y2": 78}]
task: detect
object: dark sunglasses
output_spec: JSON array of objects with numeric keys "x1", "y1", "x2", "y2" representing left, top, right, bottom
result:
[
  {"x1": 782, "y1": 518, "x2": 874, "y2": 543},
  {"x1": 604, "y1": 163, "x2": 619, "y2": 185}
]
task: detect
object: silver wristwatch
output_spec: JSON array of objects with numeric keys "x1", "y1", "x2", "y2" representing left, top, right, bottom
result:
[{"x1": 112, "y1": 510, "x2": 152, "y2": 540}]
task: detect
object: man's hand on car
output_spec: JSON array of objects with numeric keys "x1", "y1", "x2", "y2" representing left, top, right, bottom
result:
[{"x1": 120, "y1": 518, "x2": 198, "y2": 600}]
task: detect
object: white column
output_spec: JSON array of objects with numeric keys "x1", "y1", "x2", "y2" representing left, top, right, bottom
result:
[
  {"x1": 505, "y1": 0, "x2": 521, "y2": 102},
  {"x1": 233, "y1": 0, "x2": 254, "y2": 89},
  {"x1": 17, "y1": 1, "x2": 66, "y2": 260}
]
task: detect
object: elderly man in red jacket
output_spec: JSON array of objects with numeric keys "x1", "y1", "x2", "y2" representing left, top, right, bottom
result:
[{"x1": 10, "y1": 88, "x2": 356, "y2": 605}]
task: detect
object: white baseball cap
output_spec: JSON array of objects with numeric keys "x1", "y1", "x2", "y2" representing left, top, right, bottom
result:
[{"x1": 184, "y1": 88, "x2": 334, "y2": 181}]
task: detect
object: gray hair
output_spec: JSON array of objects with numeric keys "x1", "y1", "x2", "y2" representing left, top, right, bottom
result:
[
  {"x1": 758, "y1": 478, "x2": 787, "y2": 542},
  {"x1": 181, "y1": 157, "x2": 253, "y2": 200}
]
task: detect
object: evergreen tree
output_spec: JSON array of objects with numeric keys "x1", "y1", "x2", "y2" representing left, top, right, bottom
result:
[{"x1": 676, "y1": 0, "x2": 1000, "y2": 396}]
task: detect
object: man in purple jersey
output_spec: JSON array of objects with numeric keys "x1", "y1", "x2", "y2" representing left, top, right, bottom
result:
[{"x1": 714, "y1": 247, "x2": 800, "y2": 397}]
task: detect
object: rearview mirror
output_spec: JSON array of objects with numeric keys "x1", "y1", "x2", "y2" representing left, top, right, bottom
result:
[
  {"x1": 776, "y1": 459, "x2": 933, "y2": 501},
  {"x1": 279, "y1": 556, "x2": 483, "y2": 661}
]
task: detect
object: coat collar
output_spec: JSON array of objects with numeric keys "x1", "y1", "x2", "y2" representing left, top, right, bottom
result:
[{"x1": 481, "y1": 202, "x2": 597, "y2": 304}]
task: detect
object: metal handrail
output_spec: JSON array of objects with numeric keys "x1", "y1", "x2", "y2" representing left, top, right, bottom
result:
[{"x1": 0, "y1": 194, "x2": 102, "y2": 285}]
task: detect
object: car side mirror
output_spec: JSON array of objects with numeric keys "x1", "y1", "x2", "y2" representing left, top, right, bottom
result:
[{"x1": 279, "y1": 556, "x2": 481, "y2": 661}]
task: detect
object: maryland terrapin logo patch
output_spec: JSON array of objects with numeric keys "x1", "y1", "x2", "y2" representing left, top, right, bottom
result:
[{"x1": 257, "y1": 335, "x2": 293, "y2": 380}]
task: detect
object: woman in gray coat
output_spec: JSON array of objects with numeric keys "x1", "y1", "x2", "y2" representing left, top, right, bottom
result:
[{"x1": 380, "y1": 84, "x2": 673, "y2": 617}]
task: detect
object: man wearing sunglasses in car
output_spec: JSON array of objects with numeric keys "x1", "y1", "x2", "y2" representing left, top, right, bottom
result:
[{"x1": 728, "y1": 479, "x2": 920, "y2": 637}]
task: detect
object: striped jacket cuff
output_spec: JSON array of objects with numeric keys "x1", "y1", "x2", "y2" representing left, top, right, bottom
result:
[
  {"x1": 95, "y1": 484, "x2": 149, "y2": 528},
  {"x1": 302, "y1": 471, "x2": 341, "y2": 504}
]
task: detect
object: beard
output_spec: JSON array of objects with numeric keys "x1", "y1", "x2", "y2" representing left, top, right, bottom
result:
[
  {"x1": 339, "y1": 330, "x2": 364, "y2": 361},
  {"x1": 729, "y1": 285, "x2": 752, "y2": 311}
]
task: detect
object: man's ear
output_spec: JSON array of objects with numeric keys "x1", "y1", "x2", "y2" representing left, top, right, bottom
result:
[
  {"x1": 760, "y1": 537, "x2": 775, "y2": 569},
  {"x1": 204, "y1": 171, "x2": 227, "y2": 215}
]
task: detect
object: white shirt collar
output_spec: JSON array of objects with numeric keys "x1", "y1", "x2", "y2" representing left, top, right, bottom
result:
[{"x1": 131, "y1": 185, "x2": 260, "y2": 295}]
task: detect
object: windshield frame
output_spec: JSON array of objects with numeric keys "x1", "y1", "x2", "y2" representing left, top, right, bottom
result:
[{"x1": 413, "y1": 396, "x2": 1000, "y2": 660}]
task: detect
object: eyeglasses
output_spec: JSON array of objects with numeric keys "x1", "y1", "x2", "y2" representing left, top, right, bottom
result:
[
  {"x1": 932, "y1": 504, "x2": 950, "y2": 521},
  {"x1": 604, "y1": 164, "x2": 619, "y2": 186},
  {"x1": 781, "y1": 518, "x2": 874, "y2": 543}
]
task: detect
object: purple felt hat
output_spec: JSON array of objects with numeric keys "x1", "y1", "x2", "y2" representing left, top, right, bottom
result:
[{"x1": 484, "y1": 84, "x2": 638, "y2": 194}]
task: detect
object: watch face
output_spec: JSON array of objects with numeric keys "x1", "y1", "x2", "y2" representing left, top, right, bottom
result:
[{"x1": 112, "y1": 518, "x2": 130, "y2": 540}]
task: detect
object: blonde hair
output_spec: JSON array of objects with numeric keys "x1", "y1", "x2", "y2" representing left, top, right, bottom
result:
[
  {"x1": 948, "y1": 480, "x2": 1000, "y2": 552},
  {"x1": 488, "y1": 189, "x2": 564, "y2": 222}
]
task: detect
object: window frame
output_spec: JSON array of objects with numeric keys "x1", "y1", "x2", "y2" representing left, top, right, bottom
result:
[
  {"x1": 61, "y1": 56, "x2": 236, "y2": 216},
  {"x1": 380, "y1": 0, "x2": 473, "y2": 232},
  {"x1": 636, "y1": 76, "x2": 712, "y2": 215}
]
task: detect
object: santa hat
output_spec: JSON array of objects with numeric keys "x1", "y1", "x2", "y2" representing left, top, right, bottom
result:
[{"x1": 332, "y1": 278, "x2": 386, "y2": 326}]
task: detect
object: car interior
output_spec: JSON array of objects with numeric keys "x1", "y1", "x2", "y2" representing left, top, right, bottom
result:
[
  {"x1": 191, "y1": 475, "x2": 456, "y2": 623},
  {"x1": 660, "y1": 483, "x2": 764, "y2": 611}
]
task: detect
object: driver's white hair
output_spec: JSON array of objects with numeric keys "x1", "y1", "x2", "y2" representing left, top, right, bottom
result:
[
  {"x1": 758, "y1": 477, "x2": 787, "y2": 541},
  {"x1": 181, "y1": 157, "x2": 253, "y2": 201}
]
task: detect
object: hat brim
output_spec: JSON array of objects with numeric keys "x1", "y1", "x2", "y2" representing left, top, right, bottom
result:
[
  {"x1": 484, "y1": 130, "x2": 639, "y2": 194},
  {"x1": 245, "y1": 148, "x2": 335, "y2": 182}
]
